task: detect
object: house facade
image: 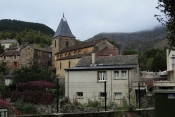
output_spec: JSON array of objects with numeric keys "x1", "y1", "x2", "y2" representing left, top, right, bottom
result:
[
  {"x1": 20, "y1": 44, "x2": 52, "y2": 67},
  {"x1": 52, "y1": 15, "x2": 119, "y2": 78},
  {"x1": 0, "y1": 51, "x2": 20, "y2": 70},
  {"x1": 65, "y1": 54, "x2": 139, "y2": 105},
  {"x1": 0, "y1": 39, "x2": 19, "y2": 49}
]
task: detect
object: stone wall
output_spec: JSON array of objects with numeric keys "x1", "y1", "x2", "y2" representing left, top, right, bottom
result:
[{"x1": 10, "y1": 109, "x2": 155, "y2": 117}]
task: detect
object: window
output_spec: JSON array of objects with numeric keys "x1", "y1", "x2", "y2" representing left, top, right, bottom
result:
[
  {"x1": 76, "y1": 92, "x2": 83, "y2": 97},
  {"x1": 100, "y1": 92, "x2": 107, "y2": 98},
  {"x1": 55, "y1": 40, "x2": 56, "y2": 47},
  {"x1": 78, "y1": 50, "x2": 81, "y2": 54},
  {"x1": 114, "y1": 71, "x2": 119, "y2": 78},
  {"x1": 114, "y1": 93, "x2": 122, "y2": 99},
  {"x1": 48, "y1": 53, "x2": 51, "y2": 58},
  {"x1": 98, "y1": 71, "x2": 106, "y2": 81},
  {"x1": 68, "y1": 61, "x2": 70, "y2": 68},
  {"x1": 14, "y1": 55, "x2": 16, "y2": 59},
  {"x1": 66, "y1": 41, "x2": 69, "y2": 47},
  {"x1": 122, "y1": 71, "x2": 127, "y2": 78},
  {"x1": 60, "y1": 62, "x2": 61, "y2": 69},
  {"x1": 4, "y1": 56, "x2": 6, "y2": 60}
]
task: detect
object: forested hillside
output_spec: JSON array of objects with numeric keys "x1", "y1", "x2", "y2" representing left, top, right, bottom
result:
[
  {"x1": 0, "y1": 19, "x2": 54, "y2": 36},
  {"x1": 87, "y1": 26, "x2": 168, "y2": 53},
  {"x1": 0, "y1": 29, "x2": 52, "y2": 46}
]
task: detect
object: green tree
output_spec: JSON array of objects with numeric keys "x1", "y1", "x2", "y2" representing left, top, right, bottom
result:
[
  {"x1": 12, "y1": 60, "x2": 55, "y2": 84},
  {"x1": 151, "y1": 52, "x2": 166, "y2": 72},
  {"x1": 122, "y1": 49, "x2": 140, "y2": 55},
  {"x1": 155, "y1": 0, "x2": 175, "y2": 47},
  {"x1": 146, "y1": 58, "x2": 154, "y2": 71},
  {"x1": 0, "y1": 44, "x2": 4, "y2": 54},
  {"x1": 143, "y1": 48, "x2": 165, "y2": 59},
  {"x1": 0, "y1": 60, "x2": 9, "y2": 75}
]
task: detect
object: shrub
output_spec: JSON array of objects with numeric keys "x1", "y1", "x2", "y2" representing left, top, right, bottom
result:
[
  {"x1": 17, "y1": 80, "x2": 56, "y2": 91},
  {"x1": 73, "y1": 99, "x2": 82, "y2": 106},
  {"x1": 87, "y1": 99, "x2": 101, "y2": 108},
  {"x1": 41, "y1": 93, "x2": 55, "y2": 104},
  {"x1": 0, "y1": 99, "x2": 20, "y2": 115},
  {"x1": 23, "y1": 103, "x2": 38, "y2": 114},
  {"x1": 13, "y1": 99, "x2": 37, "y2": 114},
  {"x1": 122, "y1": 97, "x2": 135, "y2": 111}
]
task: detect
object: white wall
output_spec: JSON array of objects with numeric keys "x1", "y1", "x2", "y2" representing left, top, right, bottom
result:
[{"x1": 65, "y1": 68, "x2": 137, "y2": 106}]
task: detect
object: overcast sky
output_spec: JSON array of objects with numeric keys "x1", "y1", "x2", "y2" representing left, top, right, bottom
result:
[{"x1": 0, "y1": 0, "x2": 162, "y2": 41}]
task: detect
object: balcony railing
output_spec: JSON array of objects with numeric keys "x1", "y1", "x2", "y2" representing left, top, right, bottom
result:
[{"x1": 153, "y1": 81, "x2": 175, "y2": 86}]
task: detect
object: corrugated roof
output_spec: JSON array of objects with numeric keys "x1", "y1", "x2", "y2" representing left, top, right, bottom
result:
[
  {"x1": 55, "y1": 40, "x2": 101, "y2": 54},
  {"x1": 76, "y1": 55, "x2": 139, "y2": 66},
  {"x1": 65, "y1": 65, "x2": 137, "y2": 71},
  {"x1": 53, "y1": 16, "x2": 75, "y2": 38}
]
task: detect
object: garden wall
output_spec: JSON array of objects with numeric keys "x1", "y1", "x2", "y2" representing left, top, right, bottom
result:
[{"x1": 10, "y1": 109, "x2": 155, "y2": 117}]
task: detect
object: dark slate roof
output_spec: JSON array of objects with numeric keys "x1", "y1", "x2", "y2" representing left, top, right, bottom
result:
[
  {"x1": 96, "y1": 47, "x2": 118, "y2": 56},
  {"x1": 76, "y1": 55, "x2": 139, "y2": 66},
  {"x1": 55, "y1": 40, "x2": 102, "y2": 54},
  {"x1": 0, "y1": 51, "x2": 20, "y2": 57},
  {"x1": 53, "y1": 16, "x2": 75, "y2": 38},
  {"x1": 65, "y1": 65, "x2": 137, "y2": 71},
  {"x1": 4, "y1": 74, "x2": 14, "y2": 79}
]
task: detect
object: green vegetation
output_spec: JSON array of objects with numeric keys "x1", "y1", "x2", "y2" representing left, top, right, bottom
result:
[
  {"x1": 14, "y1": 99, "x2": 38, "y2": 114},
  {"x1": 122, "y1": 49, "x2": 140, "y2": 55},
  {"x1": 0, "y1": 44, "x2": 4, "y2": 54},
  {"x1": 0, "y1": 19, "x2": 54, "y2": 36},
  {"x1": 122, "y1": 48, "x2": 166, "y2": 71},
  {"x1": 155, "y1": 0, "x2": 175, "y2": 48},
  {"x1": 12, "y1": 60, "x2": 55, "y2": 84},
  {"x1": 0, "y1": 29, "x2": 52, "y2": 45}
]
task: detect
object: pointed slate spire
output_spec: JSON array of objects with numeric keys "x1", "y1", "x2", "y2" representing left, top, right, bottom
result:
[{"x1": 53, "y1": 15, "x2": 75, "y2": 38}]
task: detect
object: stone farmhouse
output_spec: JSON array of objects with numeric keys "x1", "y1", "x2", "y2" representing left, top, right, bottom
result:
[
  {"x1": 0, "y1": 50, "x2": 20, "y2": 69},
  {"x1": 20, "y1": 44, "x2": 52, "y2": 67},
  {"x1": 52, "y1": 15, "x2": 119, "y2": 78},
  {"x1": 65, "y1": 53, "x2": 140, "y2": 105},
  {"x1": 0, "y1": 44, "x2": 52, "y2": 72}
]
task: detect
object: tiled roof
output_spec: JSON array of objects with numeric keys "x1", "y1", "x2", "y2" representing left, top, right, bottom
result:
[
  {"x1": 53, "y1": 16, "x2": 75, "y2": 38},
  {"x1": 57, "y1": 53, "x2": 91, "y2": 60},
  {"x1": 76, "y1": 55, "x2": 139, "y2": 66},
  {"x1": 55, "y1": 40, "x2": 102, "y2": 54},
  {"x1": 96, "y1": 47, "x2": 118, "y2": 56},
  {"x1": 0, "y1": 51, "x2": 20, "y2": 57},
  {"x1": 21, "y1": 44, "x2": 52, "y2": 52}
]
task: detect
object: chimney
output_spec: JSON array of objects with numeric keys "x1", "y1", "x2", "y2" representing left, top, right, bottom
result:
[{"x1": 92, "y1": 50, "x2": 96, "y2": 64}]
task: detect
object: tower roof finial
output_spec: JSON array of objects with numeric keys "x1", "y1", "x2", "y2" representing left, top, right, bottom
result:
[{"x1": 63, "y1": 12, "x2": 64, "y2": 18}]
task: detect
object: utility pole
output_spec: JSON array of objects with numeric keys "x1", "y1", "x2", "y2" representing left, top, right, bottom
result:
[
  {"x1": 138, "y1": 82, "x2": 141, "y2": 109},
  {"x1": 104, "y1": 81, "x2": 107, "y2": 111},
  {"x1": 56, "y1": 78, "x2": 59, "y2": 113}
]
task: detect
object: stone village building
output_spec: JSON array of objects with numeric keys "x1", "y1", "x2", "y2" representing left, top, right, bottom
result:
[
  {"x1": 52, "y1": 15, "x2": 119, "y2": 78},
  {"x1": 0, "y1": 44, "x2": 52, "y2": 70}
]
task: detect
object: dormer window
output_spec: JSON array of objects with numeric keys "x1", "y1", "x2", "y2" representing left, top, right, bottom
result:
[
  {"x1": 14, "y1": 55, "x2": 16, "y2": 59},
  {"x1": 66, "y1": 41, "x2": 69, "y2": 47},
  {"x1": 78, "y1": 50, "x2": 81, "y2": 55}
]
